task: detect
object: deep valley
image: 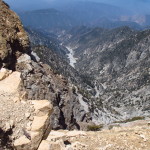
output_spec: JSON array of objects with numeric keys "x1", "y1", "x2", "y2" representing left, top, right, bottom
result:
[{"x1": 1, "y1": 0, "x2": 150, "y2": 149}]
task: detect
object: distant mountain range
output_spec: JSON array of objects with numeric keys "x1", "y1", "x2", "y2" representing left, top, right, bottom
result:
[{"x1": 19, "y1": 1, "x2": 150, "y2": 31}]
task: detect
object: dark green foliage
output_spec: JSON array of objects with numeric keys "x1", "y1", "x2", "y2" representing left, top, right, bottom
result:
[
  {"x1": 72, "y1": 86, "x2": 76, "y2": 94},
  {"x1": 108, "y1": 124, "x2": 121, "y2": 130},
  {"x1": 114, "y1": 116, "x2": 145, "y2": 124},
  {"x1": 87, "y1": 124, "x2": 103, "y2": 131},
  {"x1": 78, "y1": 87, "x2": 92, "y2": 99}
]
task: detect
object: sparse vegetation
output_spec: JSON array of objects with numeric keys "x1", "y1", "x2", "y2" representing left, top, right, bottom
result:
[
  {"x1": 87, "y1": 124, "x2": 103, "y2": 131},
  {"x1": 114, "y1": 116, "x2": 145, "y2": 124},
  {"x1": 108, "y1": 124, "x2": 121, "y2": 130},
  {"x1": 72, "y1": 86, "x2": 76, "y2": 94}
]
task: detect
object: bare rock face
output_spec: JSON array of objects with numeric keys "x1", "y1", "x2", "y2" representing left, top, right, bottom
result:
[
  {"x1": 16, "y1": 55, "x2": 87, "y2": 130},
  {"x1": 14, "y1": 100, "x2": 53, "y2": 150},
  {"x1": 0, "y1": 68, "x2": 53, "y2": 150},
  {"x1": 0, "y1": 0, "x2": 29, "y2": 68},
  {"x1": 0, "y1": 1, "x2": 90, "y2": 149},
  {"x1": 0, "y1": 1, "x2": 54, "y2": 149},
  {"x1": 0, "y1": 0, "x2": 89, "y2": 139},
  {"x1": 61, "y1": 26, "x2": 150, "y2": 124}
]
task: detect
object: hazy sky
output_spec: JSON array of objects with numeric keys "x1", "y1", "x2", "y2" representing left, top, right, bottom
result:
[{"x1": 4, "y1": 0, "x2": 150, "y2": 14}]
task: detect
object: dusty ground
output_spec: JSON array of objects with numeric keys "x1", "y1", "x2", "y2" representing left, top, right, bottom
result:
[
  {"x1": 0, "y1": 71, "x2": 35, "y2": 140},
  {"x1": 46, "y1": 120, "x2": 150, "y2": 150}
]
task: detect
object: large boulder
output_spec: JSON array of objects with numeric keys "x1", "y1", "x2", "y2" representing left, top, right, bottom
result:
[
  {"x1": 0, "y1": 67, "x2": 53, "y2": 150},
  {"x1": 14, "y1": 100, "x2": 53, "y2": 150}
]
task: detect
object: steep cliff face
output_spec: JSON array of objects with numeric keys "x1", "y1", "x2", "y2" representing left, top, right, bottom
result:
[
  {"x1": 0, "y1": 2, "x2": 53, "y2": 149},
  {"x1": 0, "y1": 0, "x2": 89, "y2": 136},
  {"x1": 0, "y1": 0, "x2": 29, "y2": 69}
]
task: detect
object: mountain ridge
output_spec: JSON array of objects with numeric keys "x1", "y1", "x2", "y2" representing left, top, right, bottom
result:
[{"x1": 59, "y1": 26, "x2": 150, "y2": 124}]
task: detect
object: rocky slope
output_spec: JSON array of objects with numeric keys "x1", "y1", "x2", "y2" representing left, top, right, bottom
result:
[
  {"x1": 60, "y1": 26, "x2": 150, "y2": 124},
  {"x1": 26, "y1": 23, "x2": 150, "y2": 125},
  {"x1": 0, "y1": 2, "x2": 93, "y2": 149},
  {"x1": 0, "y1": 0, "x2": 29, "y2": 69},
  {"x1": 39, "y1": 120, "x2": 150, "y2": 150},
  {"x1": 1, "y1": 0, "x2": 150, "y2": 149},
  {"x1": 0, "y1": 69, "x2": 53, "y2": 150},
  {"x1": 25, "y1": 27, "x2": 68, "y2": 59},
  {"x1": 0, "y1": 1, "x2": 53, "y2": 149},
  {"x1": 26, "y1": 28, "x2": 94, "y2": 90}
]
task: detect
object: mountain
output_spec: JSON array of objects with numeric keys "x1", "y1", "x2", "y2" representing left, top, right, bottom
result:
[
  {"x1": 1, "y1": 0, "x2": 150, "y2": 149},
  {"x1": 26, "y1": 27, "x2": 94, "y2": 89},
  {"x1": 19, "y1": 8, "x2": 75, "y2": 31},
  {"x1": 53, "y1": 1, "x2": 130, "y2": 23},
  {"x1": 92, "y1": 18, "x2": 142, "y2": 30},
  {"x1": 59, "y1": 26, "x2": 150, "y2": 124},
  {"x1": 26, "y1": 22, "x2": 150, "y2": 124},
  {"x1": 103, "y1": 0, "x2": 150, "y2": 14},
  {"x1": 26, "y1": 23, "x2": 150, "y2": 124},
  {"x1": 0, "y1": 2, "x2": 95, "y2": 149},
  {"x1": 19, "y1": 1, "x2": 143, "y2": 31},
  {"x1": 25, "y1": 27, "x2": 68, "y2": 59}
]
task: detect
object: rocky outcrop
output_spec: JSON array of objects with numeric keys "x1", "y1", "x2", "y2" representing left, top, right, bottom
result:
[
  {"x1": 0, "y1": 0, "x2": 89, "y2": 136},
  {"x1": 0, "y1": 0, "x2": 29, "y2": 69},
  {"x1": 0, "y1": 1, "x2": 89, "y2": 150},
  {"x1": 38, "y1": 130, "x2": 87, "y2": 150},
  {"x1": 16, "y1": 53, "x2": 89, "y2": 130},
  {"x1": 14, "y1": 100, "x2": 53, "y2": 150},
  {"x1": 0, "y1": 68, "x2": 53, "y2": 150},
  {"x1": 38, "y1": 120, "x2": 150, "y2": 150}
]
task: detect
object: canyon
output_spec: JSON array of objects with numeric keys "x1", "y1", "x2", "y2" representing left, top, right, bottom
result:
[{"x1": 1, "y1": 0, "x2": 150, "y2": 149}]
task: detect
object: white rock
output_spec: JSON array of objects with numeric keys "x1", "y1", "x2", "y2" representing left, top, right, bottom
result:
[
  {"x1": 0, "y1": 68, "x2": 11, "y2": 81},
  {"x1": 31, "y1": 51, "x2": 40, "y2": 62},
  {"x1": 38, "y1": 140, "x2": 50, "y2": 150},
  {"x1": 32, "y1": 100, "x2": 53, "y2": 116},
  {"x1": 5, "y1": 122, "x2": 11, "y2": 131},
  {"x1": 31, "y1": 115, "x2": 49, "y2": 131},
  {"x1": 9, "y1": 120, "x2": 14, "y2": 127},
  {"x1": 47, "y1": 131, "x2": 66, "y2": 142},
  {"x1": 25, "y1": 113, "x2": 31, "y2": 118},
  {"x1": 17, "y1": 54, "x2": 31, "y2": 63},
  {"x1": 14, "y1": 136, "x2": 30, "y2": 150},
  {"x1": 66, "y1": 130, "x2": 87, "y2": 137},
  {"x1": 26, "y1": 122, "x2": 32, "y2": 131},
  {"x1": 0, "y1": 71, "x2": 21, "y2": 93}
]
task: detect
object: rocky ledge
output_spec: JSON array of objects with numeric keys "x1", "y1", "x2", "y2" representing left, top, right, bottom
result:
[
  {"x1": 0, "y1": 1, "x2": 56, "y2": 149},
  {"x1": 38, "y1": 120, "x2": 150, "y2": 150},
  {"x1": 0, "y1": 68, "x2": 53, "y2": 150},
  {"x1": 0, "y1": 0, "x2": 29, "y2": 69},
  {"x1": 0, "y1": 0, "x2": 90, "y2": 131},
  {"x1": 0, "y1": 1, "x2": 89, "y2": 149}
]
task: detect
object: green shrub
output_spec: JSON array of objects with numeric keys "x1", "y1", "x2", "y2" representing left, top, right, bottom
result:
[
  {"x1": 114, "y1": 116, "x2": 145, "y2": 124},
  {"x1": 124, "y1": 116, "x2": 145, "y2": 123},
  {"x1": 108, "y1": 124, "x2": 121, "y2": 130},
  {"x1": 72, "y1": 86, "x2": 76, "y2": 94},
  {"x1": 87, "y1": 124, "x2": 103, "y2": 131}
]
